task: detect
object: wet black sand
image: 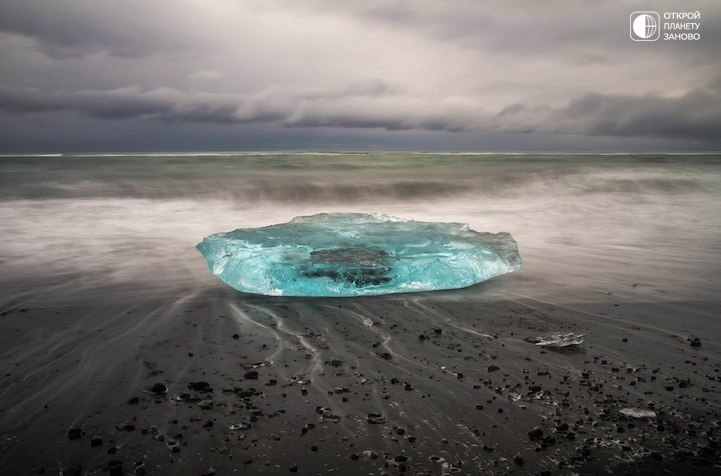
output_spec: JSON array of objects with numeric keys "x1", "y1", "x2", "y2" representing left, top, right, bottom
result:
[{"x1": 1, "y1": 274, "x2": 720, "y2": 475}]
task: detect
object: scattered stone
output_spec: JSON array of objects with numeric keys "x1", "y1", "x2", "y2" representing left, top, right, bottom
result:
[
  {"x1": 67, "y1": 427, "x2": 82, "y2": 440},
  {"x1": 689, "y1": 337, "x2": 702, "y2": 348},
  {"x1": 127, "y1": 396, "x2": 139, "y2": 405},
  {"x1": 235, "y1": 388, "x2": 255, "y2": 398},
  {"x1": 488, "y1": 365, "x2": 500, "y2": 372},
  {"x1": 116, "y1": 421, "x2": 135, "y2": 432},
  {"x1": 528, "y1": 427, "x2": 544, "y2": 441},
  {"x1": 150, "y1": 383, "x2": 167, "y2": 395},
  {"x1": 232, "y1": 333, "x2": 240, "y2": 340},
  {"x1": 244, "y1": 370, "x2": 259, "y2": 380},
  {"x1": 527, "y1": 333, "x2": 584, "y2": 348},
  {"x1": 619, "y1": 408, "x2": 657, "y2": 419},
  {"x1": 188, "y1": 381, "x2": 212, "y2": 392},
  {"x1": 105, "y1": 460, "x2": 123, "y2": 476},
  {"x1": 90, "y1": 435, "x2": 103, "y2": 447},
  {"x1": 367, "y1": 413, "x2": 386, "y2": 424},
  {"x1": 229, "y1": 422, "x2": 252, "y2": 431}
]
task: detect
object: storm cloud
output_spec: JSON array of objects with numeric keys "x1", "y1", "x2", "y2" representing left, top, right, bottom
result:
[{"x1": 0, "y1": 0, "x2": 719, "y2": 150}]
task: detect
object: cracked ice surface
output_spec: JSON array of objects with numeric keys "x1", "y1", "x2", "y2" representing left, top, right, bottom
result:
[{"x1": 196, "y1": 213, "x2": 522, "y2": 297}]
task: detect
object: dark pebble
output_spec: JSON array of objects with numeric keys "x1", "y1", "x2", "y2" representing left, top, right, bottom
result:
[
  {"x1": 488, "y1": 365, "x2": 500, "y2": 372},
  {"x1": 150, "y1": 383, "x2": 167, "y2": 395},
  {"x1": 244, "y1": 370, "x2": 259, "y2": 380},
  {"x1": 232, "y1": 333, "x2": 240, "y2": 340},
  {"x1": 395, "y1": 455, "x2": 408, "y2": 462},
  {"x1": 188, "y1": 381, "x2": 212, "y2": 392},
  {"x1": 67, "y1": 427, "x2": 82, "y2": 440},
  {"x1": 514, "y1": 455, "x2": 525, "y2": 466},
  {"x1": 528, "y1": 427, "x2": 544, "y2": 441},
  {"x1": 105, "y1": 461, "x2": 123, "y2": 476},
  {"x1": 690, "y1": 337, "x2": 702, "y2": 348},
  {"x1": 235, "y1": 388, "x2": 255, "y2": 398},
  {"x1": 289, "y1": 465, "x2": 298, "y2": 473},
  {"x1": 367, "y1": 413, "x2": 386, "y2": 424},
  {"x1": 91, "y1": 435, "x2": 103, "y2": 447},
  {"x1": 127, "y1": 396, "x2": 139, "y2": 405}
]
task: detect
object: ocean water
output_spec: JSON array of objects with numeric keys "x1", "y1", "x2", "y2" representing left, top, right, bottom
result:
[{"x1": 1, "y1": 152, "x2": 719, "y2": 304}]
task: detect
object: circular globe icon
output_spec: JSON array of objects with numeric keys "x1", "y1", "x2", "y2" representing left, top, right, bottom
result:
[{"x1": 633, "y1": 14, "x2": 658, "y2": 39}]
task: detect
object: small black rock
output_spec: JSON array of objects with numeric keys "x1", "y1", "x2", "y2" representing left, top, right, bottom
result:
[
  {"x1": 514, "y1": 455, "x2": 525, "y2": 466},
  {"x1": 528, "y1": 427, "x2": 544, "y2": 441},
  {"x1": 232, "y1": 333, "x2": 240, "y2": 340},
  {"x1": 150, "y1": 383, "x2": 167, "y2": 395},
  {"x1": 244, "y1": 370, "x2": 259, "y2": 380},
  {"x1": 188, "y1": 381, "x2": 212, "y2": 392},
  {"x1": 690, "y1": 337, "x2": 702, "y2": 348},
  {"x1": 67, "y1": 427, "x2": 82, "y2": 440},
  {"x1": 90, "y1": 435, "x2": 103, "y2": 447},
  {"x1": 488, "y1": 365, "x2": 500, "y2": 372}
]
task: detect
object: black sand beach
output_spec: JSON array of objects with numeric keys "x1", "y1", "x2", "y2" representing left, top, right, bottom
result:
[
  {"x1": 1, "y1": 153, "x2": 721, "y2": 475},
  {"x1": 2, "y1": 276, "x2": 720, "y2": 475}
]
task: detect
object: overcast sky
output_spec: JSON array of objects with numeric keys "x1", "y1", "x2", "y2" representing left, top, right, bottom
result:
[{"x1": 0, "y1": 0, "x2": 719, "y2": 152}]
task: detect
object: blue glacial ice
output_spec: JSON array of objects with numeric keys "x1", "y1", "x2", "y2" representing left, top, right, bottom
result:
[{"x1": 196, "y1": 213, "x2": 522, "y2": 297}]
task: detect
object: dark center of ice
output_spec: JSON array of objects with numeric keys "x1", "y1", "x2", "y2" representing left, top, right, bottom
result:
[{"x1": 301, "y1": 247, "x2": 392, "y2": 287}]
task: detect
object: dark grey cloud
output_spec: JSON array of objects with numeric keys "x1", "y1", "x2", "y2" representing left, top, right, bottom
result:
[
  {"x1": 560, "y1": 90, "x2": 721, "y2": 140},
  {"x1": 496, "y1": 80, "x2": 721, "y2": 141},
  {"x1": 0, "y1": 0, "x2": 720, "y2": 151},
  {"x1": 2, "y1": 77, "x2": 719, "y2": 142},
  {"x1": 0, "y1": 1, "x2": 173, "y2": 58}
]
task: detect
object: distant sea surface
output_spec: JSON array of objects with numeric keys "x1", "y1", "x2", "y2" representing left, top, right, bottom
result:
[{"x1": 0, "y1": 152, "x2": 720, "y2": 303}]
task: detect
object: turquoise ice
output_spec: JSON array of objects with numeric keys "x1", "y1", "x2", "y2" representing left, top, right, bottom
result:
[{"x1": 197, "y1": 213, "x2": 521, "y2": 297}]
